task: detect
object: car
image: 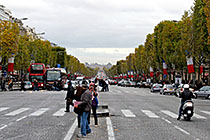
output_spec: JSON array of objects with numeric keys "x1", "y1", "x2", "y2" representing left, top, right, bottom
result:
[
  {"x1": 160, "y1": 84, "x2": 175, "y2": 95},
  {"x1": 63, "y1": 80, "x2": 78, "y2": 90},
  {"x1": 24, "y1": 81, "x2": 32, "y2": 90},
  {"x1": 109, "y1": 80, "x2": 118, "y2": 85},
  {"x1": 129, "y1": 81, "x2": 136, "y2": 87},
  {"x1": 123, "y1": 80, "x2": 130, "y2": 87},
  {"x1": 151, "y1": 83, "x2": 162, "y2": 92},
  {"x1": 194, "y1": 86, "x2": 210, "y2": 99},
  {"x1": 136, "y1": 81, "x2": 144, "y2": 88},
  {"x1": 117, "y1": 80, "x2": 124, "y2": 86}
]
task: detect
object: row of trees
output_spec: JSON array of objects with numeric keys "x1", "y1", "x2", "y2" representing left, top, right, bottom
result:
[
  {"x1": 0, "y1": 20, "x2": 98, "y2": 77},
  {"x1": 106, "y1": 0, "x2": 210, "y2": 85}
]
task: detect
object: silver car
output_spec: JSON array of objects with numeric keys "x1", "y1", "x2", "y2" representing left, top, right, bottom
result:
[
  {"x1": 151, "y1": 83, "x2": 162, "y2": 92},
  {"x1": 160, "y1": 84, "x2": 175, "y2": 95},
  {"x1": 194, "y1": 86, "x2": 210, "y2": 99}
]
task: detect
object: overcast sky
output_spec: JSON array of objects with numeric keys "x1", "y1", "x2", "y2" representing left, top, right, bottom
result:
[{"x1": 1, "y1": 0, "x2": 194, "y2": 64}]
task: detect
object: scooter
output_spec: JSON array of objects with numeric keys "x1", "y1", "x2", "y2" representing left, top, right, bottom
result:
[{"x1": 182, "y1": 100, "x2": 194, "y2": 121}]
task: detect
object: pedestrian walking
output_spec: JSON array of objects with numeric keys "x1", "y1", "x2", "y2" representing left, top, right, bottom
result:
[
  {"x1": 1, "y1": 77, "x2": 6, "y2": 91},
  {"x1": 8, "y1": 79, "x2": 13, "y2": 91},
  {"x1": 20, "y1": 78, "x2": 25, "y2": 92},
  {"x1": 74, "y1": 82, "x2": 92, "y2": 138},
  {"x1": 65, "y1": 80, "x2": 75, "y2": 112},
  {"x1": 33, "y1": 79, "x2": 39, "y2": 91},
  {"x1": 105, "y1": 79, "x2": 109, "y2": 92}
]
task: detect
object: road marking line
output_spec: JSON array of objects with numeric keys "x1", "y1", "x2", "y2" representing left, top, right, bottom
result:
[
  {"x1": 63, "y1": 119, "x2": 77, "y2": 140},
  {"x1": 5, "y1": 108, "x2": 30, "y2": 116},
  {"x1": 0, "y1": 107, "x2": 9, "y2": 112},
  {"x1": 161, "y1": 110, "x2": 177, "y2": 118},
  {"x1": 200, "y1": 110, "x2": 210, "y2": 116},
  {"x1": 106, "y1": 117, "x2": 115, "y2": 140},
  {"x1": 53, "y1": 108, "x2": 66, "y2": 116},
  {"x1": 121, "y1": 109, "x2": 136, "y2": 117},
  {"x1": 142, "y1": 110, "x2": 159, "y2": 118},
  {"x1": 29, "y1": 108, "x2": 49, "y2": 116},
  {"x1": 161, "y1": 117, "x2": 172, "y2": 124},
  {"x1": 0, "y1": 124, "x2": 7, "y2": 130},
  {"x1": 194, "y1": 113, "x2": 206, "y2": 119},
  {"x1": 16, "y1": 116, "x2": 27, "y2": 122},
  {"x1": 174, "y1": 125, "x2": 190, "y2": 135}
]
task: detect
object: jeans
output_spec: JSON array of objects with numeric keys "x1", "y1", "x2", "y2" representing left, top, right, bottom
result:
[
  {"x1": 33, "y1": 86, "x2": 39, "y2": 91},
  {"x1": 81, "y1": 111, "x2": 91, "y2": 136},
  {"x1": 178, "y1": 101, "x2": 185, "y2": 117}
]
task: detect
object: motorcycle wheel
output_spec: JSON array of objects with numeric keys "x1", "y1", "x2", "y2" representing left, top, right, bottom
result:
[{"x1": 185, "y1": 116, "x2": 191, "y2": 121}]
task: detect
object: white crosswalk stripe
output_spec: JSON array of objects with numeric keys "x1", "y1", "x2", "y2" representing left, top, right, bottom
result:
[
  {"x1": 200, "y1": 110, "x2": 210, "y2": 116},
  {"x1": 29, "y1": 108, "x2": 49, "y2": 116},
  {"x1": 194, "y1": 113, "x2": 206, "y2": 119},
  {"x1": 0, "y1": 107, "x2": 9, "y2": 112},
  {"x1": 142, "y1": 110, "x2": 159, "y2": 118},
  {"x1": 161, "y1": 110, "x2": 177, "y2": 118},
  {"x1": 121, "y1": 109, "x2": 136, "y2": 117},
  {"x1": 5, "y1": 108, "x2": 30, "y2": 116},
  {"x1": 53, "y1": 108, "x2": 66, "y2": 116}
]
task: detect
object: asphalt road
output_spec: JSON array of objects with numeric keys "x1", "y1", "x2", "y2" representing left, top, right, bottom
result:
[{"x1": 0, "y1": 86, "x2": 210, "y2": 140}]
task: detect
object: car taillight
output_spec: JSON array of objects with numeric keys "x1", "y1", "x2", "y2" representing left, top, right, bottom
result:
[
  {"x1": 164, "y1": 88, "x2": 167, "y2": 90},
  {"x1": 154, "y1": 86, "x2": 156, "y2": 88}
]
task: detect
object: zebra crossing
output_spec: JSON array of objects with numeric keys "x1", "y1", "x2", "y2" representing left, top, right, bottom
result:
[
  {"x1": 1, "y1": 106, "x2": 210, "y2": 120},
  {"x1": 0, "y1": 106, "x2": 75, "y2": 118},
  {"x1": 121, "y1": 109, "x2": 210, "y2": 120}
]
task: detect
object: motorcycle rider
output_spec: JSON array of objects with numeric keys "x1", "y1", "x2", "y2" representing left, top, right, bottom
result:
[{"x1": 177, "y1": 84, "x2": 194, "y2": 120}]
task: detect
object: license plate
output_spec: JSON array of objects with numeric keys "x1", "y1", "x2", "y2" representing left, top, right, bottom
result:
[{"x1": 187, "y1": 110, "x2": 191, "y2": 114}]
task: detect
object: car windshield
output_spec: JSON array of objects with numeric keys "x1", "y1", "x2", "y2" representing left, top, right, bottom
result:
[
  {"x1": 30, "y1": 76, "x2": 43, "y2": 82},
  {"x1": 167, "y1": 85, "x2": 173, "y2": 88},
  {"x1": 47, "y1": 70, "x2": 61, "y2": 81}
]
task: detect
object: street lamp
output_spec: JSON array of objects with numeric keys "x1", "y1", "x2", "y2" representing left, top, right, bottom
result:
[
  {"x1": 35, "y1": 32, "x2": 45, "y2": 35},
  {"x1": 19, "y1": 18, "x2": 28, "y2": 21}
]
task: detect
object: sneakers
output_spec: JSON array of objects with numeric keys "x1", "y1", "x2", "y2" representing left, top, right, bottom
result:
[
  {"x1": 86, "y1": 131, "x2": 91, "y2": 134},
  {"x1": 177, "y1": 116, "x2": 181, "y2": 120},
  {"x1": 77, "y1": 134, "x2": 87, "y2": 138},
  {"x1": 64, "y1": 110, "x2": 70, "y2": 112}
]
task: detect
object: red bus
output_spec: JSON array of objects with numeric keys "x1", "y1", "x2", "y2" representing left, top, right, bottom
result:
[{"x1": 28, "y1": 63, "x2": 46, "y2": 89}]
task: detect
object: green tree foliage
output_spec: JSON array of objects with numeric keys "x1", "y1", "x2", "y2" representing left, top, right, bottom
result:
[
  {"x1": 0, "y1": 21, "x2": 19, "y2": 64},
  {"x1": 14, "y1": 35, "x2": 30, "y2": 72}
]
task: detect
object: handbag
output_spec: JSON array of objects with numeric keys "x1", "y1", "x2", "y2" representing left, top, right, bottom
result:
[{"x1": 73, "y1": 101, "x2": 84, "y2": 114}]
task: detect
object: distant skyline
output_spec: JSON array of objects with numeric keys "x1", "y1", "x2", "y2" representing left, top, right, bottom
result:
[{"x1": 2, "y1": 0, "x2": 194, "y2": 64}]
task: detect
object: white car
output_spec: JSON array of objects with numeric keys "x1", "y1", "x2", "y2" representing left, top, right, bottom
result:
[
  {"x1": 24, "y1": 81, "x2": 32, "y2": 90},
  {"x1": 151, "y1": 83, "x2": 162, "y2": 92},
  {"x1": 160, "y1": 84, "x2": 175, "y2": 95}
]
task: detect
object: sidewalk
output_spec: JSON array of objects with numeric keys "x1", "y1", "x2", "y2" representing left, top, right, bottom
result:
[{"x1": 71, "y1": 117, "x2": 108, "y2": 140}]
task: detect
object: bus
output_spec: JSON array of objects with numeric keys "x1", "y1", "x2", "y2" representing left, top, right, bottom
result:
[
  {"x1": 45, "y1": 68, "x2": 67, "y2": 90},
  {"x1": 28, "y1": 63, "x2": 46, "y2": 89}
]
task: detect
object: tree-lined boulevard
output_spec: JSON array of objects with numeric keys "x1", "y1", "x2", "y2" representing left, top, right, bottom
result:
[{"x1": 0, "y1": 85, "x2": 210, "y2": 140}]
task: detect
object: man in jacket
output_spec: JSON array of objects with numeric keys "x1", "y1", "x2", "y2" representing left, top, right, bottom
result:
[
  {"x1": 177, "y1": 84, "x2": 194, "y2": 120},
  {"x1": 65, "y1": 80, "x2": 75, "y2": 112},
  {"x1": 74, "y1": 83, "x2": 92, "y2": 138}
]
